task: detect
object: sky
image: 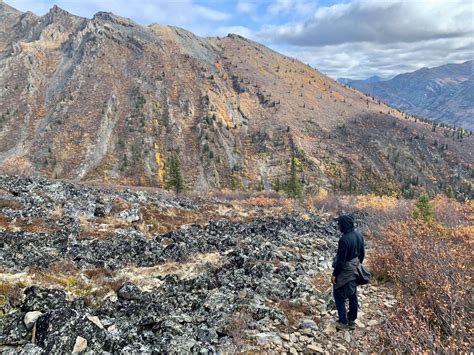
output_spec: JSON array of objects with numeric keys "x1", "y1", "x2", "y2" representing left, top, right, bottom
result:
[{"x1": 5, "y1": 0, "x2": 474, "y2": 79}]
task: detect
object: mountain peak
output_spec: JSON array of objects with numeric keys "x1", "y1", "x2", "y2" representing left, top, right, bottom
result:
[
  {"x1": 48, "y1": 4, "x2": 70, "y2": 16},
  {"x1": 93, "y1": 11, "x2": 137, "y2": 27}
]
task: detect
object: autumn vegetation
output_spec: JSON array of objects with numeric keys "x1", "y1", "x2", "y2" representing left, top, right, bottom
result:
[{"x1": 359, "y1": 195, "x2": 472, "y2": 352}]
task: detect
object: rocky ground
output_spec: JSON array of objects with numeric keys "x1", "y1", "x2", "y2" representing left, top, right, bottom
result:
[{"x1": 0, "y1": 176, "x2": 395, "y2": 353}]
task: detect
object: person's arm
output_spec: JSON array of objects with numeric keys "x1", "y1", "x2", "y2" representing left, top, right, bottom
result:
[
  {"x1": 359, "y1": 234, "x2": 365, "y2": 264},
  {"x1": 332, "y1": 238, "x2": 348, "y2": 277}
]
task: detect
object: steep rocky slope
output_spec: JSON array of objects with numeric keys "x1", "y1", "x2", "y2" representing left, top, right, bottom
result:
[
  {"x1": 349, "y1": 61, "x2": 474, "y2": 130},
  {"x1": 0, "y1": 2, "x2": 472, "y2": 197}
]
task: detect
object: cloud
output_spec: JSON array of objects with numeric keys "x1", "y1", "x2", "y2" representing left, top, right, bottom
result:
[
  {"x1": 267, "y1": 0, "x2": 317, "y2": 17},
  {"x1": 194, "y1": 5, "x2": 230, "y2": 22},
  {"x1": 257, "y1": 0, "x2": 474, "y2": 78},
  {"x1": 236, "y1": 0, "x2": 255, "y2": 14},
  {"x1": 272, "y1": 37, "x2": 474, "y2": 79},
  {"x1": 262, "y1": 0, "x2": 473, "y2": 46}
]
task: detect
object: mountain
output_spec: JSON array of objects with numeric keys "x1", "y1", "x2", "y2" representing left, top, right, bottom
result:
[
  {"x1": 338, "y1": 75, "x2": 388, "y2": 85},
  {"x1": 348, "y1": 61, "x2": 474, "y2": 130},
  {"x1": 0, "y1": 2, "x2": 472, "y2": 197}
]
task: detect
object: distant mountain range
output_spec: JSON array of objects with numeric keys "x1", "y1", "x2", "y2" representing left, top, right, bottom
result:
[
  {"x1": 341, "y1": 61, "x2": 474, "y2": 130},
  {"x1": 338, "y1": 75, "x2": 390, "y2": 86},
  {"x1": 0, "y1": 1, "x2": 473, "y2": 197}
]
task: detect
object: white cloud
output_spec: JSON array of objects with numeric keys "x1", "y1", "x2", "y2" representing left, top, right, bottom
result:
[
  {"x1": 257, "y1": 0, "x2": 474, "y2": 78},
  {"x1": 262, "y1": 0, "x2": 473, "y2": 46},
  {"x1": 194, "y1": 5, "x2": 230, "y2": 22},
  {"x1": 272, "y1": 37, "x2": 474, "y2": 79},
  {"x1": 267, "y1": 0, "x2": 316, "y2": 17},
  {"x1": 236, "y1": 0, "x2": 255, "y2": 14}
]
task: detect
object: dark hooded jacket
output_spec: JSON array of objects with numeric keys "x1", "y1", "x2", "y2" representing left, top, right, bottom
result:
[{"x1": 332, "y1": 214, "x2": 365, "y2": 278}]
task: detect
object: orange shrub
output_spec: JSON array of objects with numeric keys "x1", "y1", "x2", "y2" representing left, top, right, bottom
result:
[{"x1": 369, "y1": 219, "x2": 473, "y2": 352}]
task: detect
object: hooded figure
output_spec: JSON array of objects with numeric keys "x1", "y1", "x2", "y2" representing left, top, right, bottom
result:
[{"x1": 332, "y1": 214, "x2": 365, "y2": 330}]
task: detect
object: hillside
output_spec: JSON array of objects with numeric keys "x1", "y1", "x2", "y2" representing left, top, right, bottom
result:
[
  {"x1": 0, "y1": 2, "x2": 472, "y2": 198},
  {"x1": 348, "y1": 61, "x2": 474, "y2": 130}
]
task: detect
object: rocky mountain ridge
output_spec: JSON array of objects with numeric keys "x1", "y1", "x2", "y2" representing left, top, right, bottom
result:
[
  {"x1": 348, "y1": 61, "x2": 474, "y2": 130},
  {"x1": 0, "y1": 2, "x2": 472, "y2": 198}
]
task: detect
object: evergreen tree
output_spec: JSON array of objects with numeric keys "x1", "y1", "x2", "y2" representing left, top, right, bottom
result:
[
  {"x1": 286, "y1": 154, "x2": 303, "y2": 198},
  {"x1": 166, "y1": 153, "x2": 185, "y2": 194},
  {"x1": 412, "y1": 194, "x2": 433, "y2": 222},
  {"x1": 272, "y1": 177, "x2": 281, "y2": 192}
]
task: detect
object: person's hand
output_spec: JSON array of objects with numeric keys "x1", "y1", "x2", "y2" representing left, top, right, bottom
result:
[{"x1": 331, "y1": 275, "x2": 336, "y2": 284}]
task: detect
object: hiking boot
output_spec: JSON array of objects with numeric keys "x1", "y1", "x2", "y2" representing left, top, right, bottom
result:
[
  {"x1": 335, "y1": 320, "x2": 348, "y2": 330},
  {"x1": 348, "y1": 321, "x2": 356, "y2": 330}
]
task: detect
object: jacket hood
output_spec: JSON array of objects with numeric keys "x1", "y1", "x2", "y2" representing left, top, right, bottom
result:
[{"x1": 337, "y1": 214, "x2": 355, "y2": 234}]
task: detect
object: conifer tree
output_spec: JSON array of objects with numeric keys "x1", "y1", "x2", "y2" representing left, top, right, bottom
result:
[
  {"x1": 286, "y1": 153, "x2": 303, "y2": 198},
  {"x1": 272, "y1": 177, "x2": 281, "y2": 192},
  {"x1": 166, "y1": 152, "x2": 185, "y2": 194},
  {"x1": 412, "y1": 194, "x2": 433, "y2": 222}
]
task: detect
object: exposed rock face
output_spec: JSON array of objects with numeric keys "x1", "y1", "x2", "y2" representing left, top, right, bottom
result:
[
  {"x1": 350, "y1": 61, "x2": 474, "y2": 130},
  {"x1": 0, "y1": 3, "x2": 472, "y2": 196}
]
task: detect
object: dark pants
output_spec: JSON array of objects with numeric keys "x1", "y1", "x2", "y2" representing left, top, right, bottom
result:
[{"x1": 333, "y1": 286, "x2": 358, "y2": 324}]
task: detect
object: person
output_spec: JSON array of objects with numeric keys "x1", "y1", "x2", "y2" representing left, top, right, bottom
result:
[{"x1": 331, "y1": 214, "x2": 365, "y2": 331}]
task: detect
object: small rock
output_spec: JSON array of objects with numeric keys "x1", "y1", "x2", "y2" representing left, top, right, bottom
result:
[
  {"x1": 18, "y1": 343, "x2": 44, "y2": 354},
  {"x1": 255, "y1": 333, "x2": 280, "y2": 346},
  {"x1": 336, "y1": 344, "x2": 347, "y2": 352},
  {"x1": 367, "y1": 319, "x2": 379, "y2": 327},
  {"x1": 289, "y1": 347, "x2": 298, "y2": 354},
  {"x1": 117, "y1": 282, "x2": 142, "y2": 301},
  {"x1": 22, "y1": 287, "x2": 67, "y2": 312},
  {"x1": 24, "y1": 311, "x2": 43, "y2": 330},
  {"x1": 306, "y1": 344, "x2": 324, "y2": 353},
  {"x1": 86, "y1": 314, "x2": 104, "y2": 329},
  {"x1": 197, "y1": 326, "x2": 218, "y2": 343},
  {"x1": 344, "y1": 331, "x2": 351, "y2": 343},
  {"x1": 323, "y1": 323, "x2": 336, "y2": 335},
  {"x1": 118, "y1": 208, "x2": 140, "y2": 223},
  {"x1": 299, "y1": 335, "x2": 309, "y2": 342},
  {"x1": 280, "y1": 333, "x2": 290, "y2": 341},
  {"x1": 300, "y1": 319, "x2": 318, "y2": 331},
  {"x1": 317, "y1": 304, "x2": 327, "y2": 313},
  {"x1": 72, "y1": 336, "x2": 87, "y2": 353}
]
